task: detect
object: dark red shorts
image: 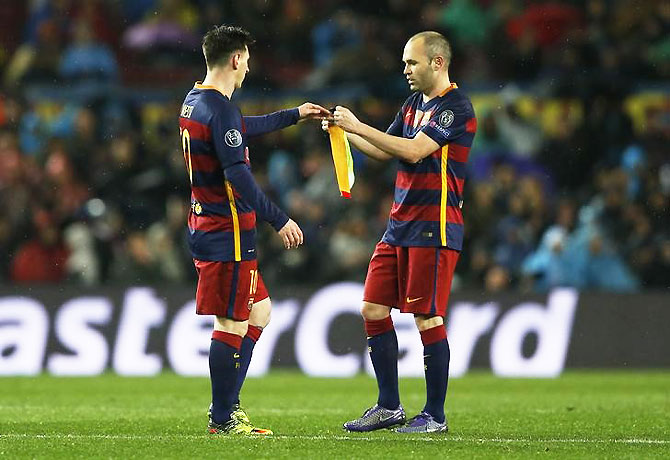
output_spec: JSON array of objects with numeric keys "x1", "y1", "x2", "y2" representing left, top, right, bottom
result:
[
  {"x1": 193, "y1": 259, "x2": 269, "y2": 320},
  {"x1": 363, "y1": 242, "x2": 459, "y2": 316}
]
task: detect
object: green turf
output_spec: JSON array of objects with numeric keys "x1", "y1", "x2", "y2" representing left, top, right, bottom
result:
[{"x1": 0, "y1": 371, "x2": 668, "y2": 458}]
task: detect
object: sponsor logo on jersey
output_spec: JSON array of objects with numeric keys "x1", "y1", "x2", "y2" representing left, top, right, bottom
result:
[{"x1": 429, "y1": 120, "x2": 451, "y2": 137}]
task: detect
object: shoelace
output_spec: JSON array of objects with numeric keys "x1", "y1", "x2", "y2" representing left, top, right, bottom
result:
[{"x1": 361, "y1": 406, "x2": 375, "y2": 417}]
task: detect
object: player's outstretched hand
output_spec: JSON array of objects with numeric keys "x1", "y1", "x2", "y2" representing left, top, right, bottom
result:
[
  {"x1": 333, "y1": 106, "x2": 361, "y2": 134},
  {"x1": 278, "y1": 218, "x2": 303, "y2": 249},
  {"x1": 298, "y1": 103, "x2": 331, "y2": 121}
]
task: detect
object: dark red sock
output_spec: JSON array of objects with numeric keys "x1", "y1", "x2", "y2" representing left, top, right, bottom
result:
[
  {"x1": 420, "y1": 324, "x2": 447, "y2": 346},
  {"x1": 245, "y1": 325, "x2": 263, "y2": 343},
  {"x1": 212, "y1": 330, "x2": 242, "y2": 349},
  {"x1": 364, "y1": 316, "x2": 394, "y2": 337}
]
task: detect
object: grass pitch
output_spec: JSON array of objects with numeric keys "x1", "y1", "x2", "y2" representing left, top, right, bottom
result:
[{"x1": 0, "y1": 371, "x2": 668, "y2": 458}]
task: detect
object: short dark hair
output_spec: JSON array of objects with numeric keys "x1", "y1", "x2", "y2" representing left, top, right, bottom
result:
[
  {"x1": 409, "y1": 31, "x2": 451, "y2": 67},
  {"x1": 202, "y1": 25, "x2": 255, "y2": 69}
]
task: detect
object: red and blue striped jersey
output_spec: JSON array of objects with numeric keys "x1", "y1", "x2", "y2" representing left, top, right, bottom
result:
[
  {"x1": 382, "y1": 83, "x2": 476, "y2": 250},
  {"x1": 179, "y1": 83, "x2": 297, "y2": 262}
]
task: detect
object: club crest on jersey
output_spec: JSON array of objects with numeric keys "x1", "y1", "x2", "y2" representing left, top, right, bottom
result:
[
  {"x1": 225, "y1": 129, "x2": 242, "y2": 147},
  {"x1": 439, "y1": 110, "x2": 454, "y2": 128}
]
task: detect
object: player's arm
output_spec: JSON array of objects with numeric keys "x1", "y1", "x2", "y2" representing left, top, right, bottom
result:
[
  {"x1": 333, "y1": 105, "x2": 439, "y2": 163},
  {"x1": 223, "y1": 163, "x2": 302, "y2": 248},
  {"x1": 320, "y1": 106, "x2": 407, "y2": 161},
  {"x1": 212, "y1": 108, "x2": 302, "y2": 248},
  {"x1": 346, "y1": 132, "x2": 393, "y2": 161},
  {"x1": 321, "y1": 118, "x2": 391, "y2": 160},
  {"x1": 224, "y1": 162, "x2": 288, "y2": 231},
  {"x1": 243, "y1": 109, "x2": 299, "y2": 137},
  {"x1": 244, "y1": 103, "x2": 330, "y2": 137}
]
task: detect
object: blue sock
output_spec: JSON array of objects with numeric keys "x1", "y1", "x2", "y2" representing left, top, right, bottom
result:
[
  {"x1": 421, "y1": 326, "x2": 450, "y2": 424},
  {"x1": 209, "y1": 331, "x2": 241, "y2": 424},
  {"x1": 232, "y1": 326, "x2": 262, "y2": 404},
  {"x1": 365, "y1": 317, "x2": 400, "y2": 410}
]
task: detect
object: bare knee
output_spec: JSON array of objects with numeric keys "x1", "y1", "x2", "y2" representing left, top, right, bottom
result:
[
  {"x1": 360, "y1": 302, "x2": 392, "y2": 321},
  {"x1": 249, "y1": 297, "x2": 271, "y2": 329},
  {"x1": 414, "y1": 314, "x2": 444, "y2": 331}
]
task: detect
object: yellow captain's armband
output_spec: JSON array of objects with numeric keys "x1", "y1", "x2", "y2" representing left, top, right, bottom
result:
[{"x1": 327, "y1": 125, "x2": 355, "y2": 198}]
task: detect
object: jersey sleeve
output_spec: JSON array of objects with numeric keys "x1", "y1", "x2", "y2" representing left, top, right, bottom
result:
[
  {"x1": 421, "y1": 103, "x2": 471, "y2": 147},
  {"x1": 224, "y1": 163, "x2": 289, "y2": 231},
  {"x1": 211, "y1": 104, "x2": 246, "y2": 169},
  {"x1": 385, "y1": 108, "x2": 404, "y2": 136},
  {"x1": 243, "y1": 108, "x2": 300, "y2": 137}
]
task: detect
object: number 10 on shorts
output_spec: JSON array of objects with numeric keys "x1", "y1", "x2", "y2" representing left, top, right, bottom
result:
[{"x1": 249, "y1": 269, "x2": 259, "y2": 295}]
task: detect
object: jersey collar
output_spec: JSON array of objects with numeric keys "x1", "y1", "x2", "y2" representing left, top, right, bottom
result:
[
  {"x1": 193, "y1": 81, "x2": 229, "y2": 99},
  {"x1": 419, "y1": 82, "x2": 458, "y2": 109},
  {"x1": 438, "y1": 82, "x2": 458, "y2": 97}
]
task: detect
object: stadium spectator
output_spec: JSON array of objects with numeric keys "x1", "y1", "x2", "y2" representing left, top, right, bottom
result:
[
  {"x1": 60, "y1": 20, "x2": 119, "y2": 82},
  {"x1": 522, "y1": 198, "x2": 577, "y2": 291},
  {"x1": 3, "y1": 0, "x2": 70, "y2": 87},
  {"x1": 63, "y1": 221, "x2": 99, "y2": 285},
  {"x1": 10, "y1": 209, "x2": 68, "y2": 283},
  {"x1": 122, "y1": 0, "x2": 199, "y2": 55},
  {"x1": 311, "y1": 9, "x2": 362, "y2": 67},
  {"x1": 495, "y1": 85, "x2": 544, "y2": 159}
]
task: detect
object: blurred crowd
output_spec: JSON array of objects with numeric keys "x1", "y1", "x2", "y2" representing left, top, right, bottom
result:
[{"x1": 0, "y1": 0, "x2": 668, "y2": 292}]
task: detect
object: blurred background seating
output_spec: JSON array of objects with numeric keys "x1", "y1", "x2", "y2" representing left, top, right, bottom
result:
[{"x1": 0, "y1": 0, "x2": 667, "y2": 292}]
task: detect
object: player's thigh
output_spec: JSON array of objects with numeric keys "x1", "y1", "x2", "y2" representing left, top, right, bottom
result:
[
  {"x1": 248, "y1": 271, "x2": 270, "y2": 327},
  {"x1": 214, "y1": 315, "x2": 248, "y2": 336},
  {"x1": 398, "y1": 247, "x2": 459, "y2": 316},
  {"x1": 414, "y1": 314, "x2": 444, "y2": 331},
  {"x1": 363, "y1": 242, "x2": 400, "y2": 309},
  {"x1": 193, "y1": 258, "x2": 259, "y2": 321},
  {"x1": 249, "y1": 299, "x2": 271, "y2": 328}
]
